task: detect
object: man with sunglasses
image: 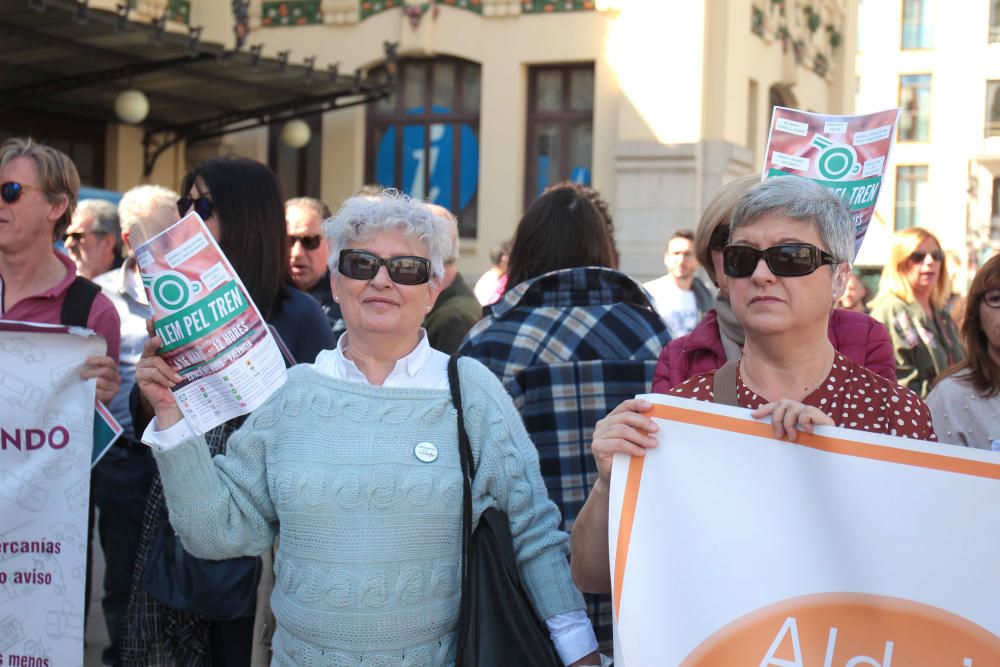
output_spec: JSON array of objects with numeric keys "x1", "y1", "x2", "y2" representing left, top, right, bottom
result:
[
  {"x1": 285, "y1": 197, "x2": 345, "y2": 340},
  {"x1": 65, "y1": 199, "x2": 123, "y2": 280},
  {"x1": 422, "y1": 203, "x2": 482, "y2": 354},
  {"x1": 0, "y1": 138, "x2": 121, "y2": 402}
]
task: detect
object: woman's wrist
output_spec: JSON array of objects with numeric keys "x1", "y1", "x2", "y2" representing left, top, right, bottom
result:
[{"x1": 154, "y1": 405, "x2": 184, "y2": 431}]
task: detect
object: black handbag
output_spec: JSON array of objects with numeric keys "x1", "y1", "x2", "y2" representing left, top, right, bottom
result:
[
  {"x1": 448, "y1": 356, "x2": 562, "y2": 667},
  {"x1": 140, "y1": 512, "x2": 262, "y2": 620}
]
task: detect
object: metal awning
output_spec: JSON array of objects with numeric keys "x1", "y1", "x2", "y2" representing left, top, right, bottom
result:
[{"x1": 0, "y1": 0, "x2": 396, "y2": 173}]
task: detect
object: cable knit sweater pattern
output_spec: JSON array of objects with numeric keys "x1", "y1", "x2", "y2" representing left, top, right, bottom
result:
[{"x1": 151, "y1": 359, "x2": 583, "y2": 666}]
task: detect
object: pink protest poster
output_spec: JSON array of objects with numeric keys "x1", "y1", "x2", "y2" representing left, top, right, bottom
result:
[
  {"x1": 134, "y1": 212, "x2": 287, "y2": 433},
  {"x1": 762, "y1": 107, "x2": 901, "y2": 258}
]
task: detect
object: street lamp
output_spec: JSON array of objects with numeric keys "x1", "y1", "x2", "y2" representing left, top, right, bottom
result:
[
  {"x1": 281, "y1": 119, "x2": 311, "y2": 149},
  {"x1": 114, "y1": 89, "x2": 149, "y2": 125}
]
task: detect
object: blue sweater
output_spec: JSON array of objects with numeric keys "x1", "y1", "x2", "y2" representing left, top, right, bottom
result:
[{"x1": 153, "y1": 358, "x2": 583, "y2": 665}]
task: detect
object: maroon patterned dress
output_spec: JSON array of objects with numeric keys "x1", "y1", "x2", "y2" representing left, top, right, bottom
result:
[{"x1": 668, "y1": 351, "x2": 937, "y2": 441}]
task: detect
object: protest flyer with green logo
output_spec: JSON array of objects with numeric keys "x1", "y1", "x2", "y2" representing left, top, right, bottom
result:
[
  {"x1": 134, "y1": 212, "x2": 287, "y2": 433},
  {"x1": 762, "y1": 107, "x2": 901, "y2": 258}
]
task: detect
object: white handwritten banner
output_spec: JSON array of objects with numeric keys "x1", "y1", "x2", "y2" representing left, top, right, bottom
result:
[
  {"x1": 0, "y1": 321, "x2": 105, "y2": 667},
  {"x1": 609, "y1": 394, "x2": 1000, "y2": 666}
]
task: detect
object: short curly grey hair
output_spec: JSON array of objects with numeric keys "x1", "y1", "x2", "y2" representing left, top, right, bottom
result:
[
  {"x1": 730, "y1": 176, "x2": 854, "y2": 266},
  {"x1": 323, "y1": 190, "x2": 451, "y2": 282}
]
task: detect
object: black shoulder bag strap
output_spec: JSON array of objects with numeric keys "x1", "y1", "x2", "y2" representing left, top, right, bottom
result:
[
  {"x1": 712, "y1": 360, "x2": 740, "y2": 407},
  {"x1": 60, "y1": 275, "x2": 101, "y2": 328},
  {"x1": 448, "y1": 354, "x2": 474, "y2": 663}
]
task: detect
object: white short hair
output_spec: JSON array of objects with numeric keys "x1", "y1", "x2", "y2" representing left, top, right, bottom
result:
[
  {"x1": 118, "y1": 185, "x2": 179, "y2": 236},
  {"x1": 323, "y1": 190, "x2": 451, "y2": 281}
]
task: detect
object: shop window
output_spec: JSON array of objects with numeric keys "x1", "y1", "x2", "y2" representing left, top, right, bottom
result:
[
  {"x1": 898, "y1": 74, "x2": 931, "y2": 141},
  {"x1": 987, "y1": 81, "x2": 1000, "y2": 137},
  {"x1": 895, "y1": 165, "x2": 929, "y2": 230},
  {"x1": 268, "y1": 114, "x2": 322, "y2": 199},
  {"x1": 901, "y1": 0, "x2": 932, "y2": 49},
  {"x1": 366, "y1": 58, "x2": 481, "y2": 239},
  {"x1": 525, "y1": 63, "x2": 594, "y2": 208}
]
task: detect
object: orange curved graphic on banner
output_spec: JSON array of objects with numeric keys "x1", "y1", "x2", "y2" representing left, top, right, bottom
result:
[{"x1": 682, "y1": 593, "x2": 1000, "y2": 666}]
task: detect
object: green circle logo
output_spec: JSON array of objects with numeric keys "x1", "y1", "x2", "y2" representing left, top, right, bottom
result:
[
  {"x1": 817, "y1": 146, "x2": 856, "y2": 180},
  {"x1": 153, "y1": 273, "x2": 191, "y2": 311}
]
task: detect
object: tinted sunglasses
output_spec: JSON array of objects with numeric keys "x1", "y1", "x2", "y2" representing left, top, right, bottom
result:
[
  {"x1": 177, "y1": 195, "x2": 213, "y2": 220},
  {"x1": 708, "y1": 224, "x2": 730, "y2": 251},
  {"x1": 63, "y1": 231, "x2": 103, "y2": 243},
  {"x1": 983, "y1": 289, "x2": 1000, "y2": 309},
  {"x1": 338, "y1": 249, "x2": 430, "y2": 285},
  {"x1": 289, "y1": 234, "x2": 323, "y2": 251},
  {"x1": 723, "y1": 243, "x2": 837, "y2": 278},
  {"x1": 909, "y1": 249, "x2": 944, "y2": 264},
  {"x1": 1, "y1": 181, "x2": 39, "y2": 204}
]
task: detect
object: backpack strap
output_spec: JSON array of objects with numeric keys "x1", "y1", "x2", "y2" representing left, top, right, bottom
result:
[
  {"x1": 712, "y1": 360, "x2": 739, "y2": 407},
  {"x1": 60, "y1": 276, "x2": 101, "y2": 328}
]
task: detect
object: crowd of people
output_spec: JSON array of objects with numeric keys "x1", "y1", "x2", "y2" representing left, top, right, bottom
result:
[{"x1": 1, "y1": 135, "x2": 998, "y2": 666}]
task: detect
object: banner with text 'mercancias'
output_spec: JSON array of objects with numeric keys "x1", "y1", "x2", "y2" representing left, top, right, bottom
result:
[
  {"x1": 609, "y1": 394, "x2": 1000, "y2": 666},
  {"x1": 0, "y1": 321, "x2": 107, "y2": 667},
  {"x1": 762, "y1": 107, "x2": 900, "y2": 258},
  {"x1": 134, "y1": 212, "x2": 287, "y2": 434}
]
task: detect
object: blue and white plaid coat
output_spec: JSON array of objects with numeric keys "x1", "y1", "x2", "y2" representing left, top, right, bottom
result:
[{"x1": 459, "y1": 266, "x2": 670, "y2": 649}]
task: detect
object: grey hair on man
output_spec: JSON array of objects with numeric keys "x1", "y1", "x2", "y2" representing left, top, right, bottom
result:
[
  {"x1": 286, "y1": 196, "x2": 331, "y2": 220},
  {"x1": 729, "y1": 176, "x2": 855, "y2": 267},
  {"x1": 76, "y1": 199, "x2": 123, "y2": 256},
  {"x1": 118, "y1": 185, "x2": 179, "y2": 256},
  {"x1": 323, "y1": 190, "x2": 452, "y2": 282}
]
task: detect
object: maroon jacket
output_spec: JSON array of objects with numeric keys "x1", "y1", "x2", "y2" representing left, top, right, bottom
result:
[{"x1": 651, "y1": 308, "x2": 897, "y2": 393}]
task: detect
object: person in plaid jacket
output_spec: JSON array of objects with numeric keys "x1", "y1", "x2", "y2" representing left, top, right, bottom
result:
[{"x1": 459, "y1": 186, "x2": 670, "y2": 651}]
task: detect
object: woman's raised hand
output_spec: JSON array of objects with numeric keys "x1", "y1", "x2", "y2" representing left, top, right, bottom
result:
[
  {"x1": 135, "y1": 319, "x2": 185, "y2": 429},
  {"x1": 751, "y1": 399, "x2": 834, "y2": 441},
  {"x1": 591, "y1": 398, "x2": 660, "y2": 483}
]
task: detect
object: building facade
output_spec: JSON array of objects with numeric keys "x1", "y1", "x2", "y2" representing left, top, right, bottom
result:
[
  {"x1": 6, "y1": 0, "x2": 858, "y2": 279},
  {"x1": 855, "y1": 0, "x2": 1000, "y2": 289}
]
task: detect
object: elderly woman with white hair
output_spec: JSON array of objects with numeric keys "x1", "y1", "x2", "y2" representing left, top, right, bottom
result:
[
  {"x1": 571, "y1": 177, "x2": 938, "y2": 593},
  {"x1": 135, "y1": 191, "x2": 600, "y2": 666}
]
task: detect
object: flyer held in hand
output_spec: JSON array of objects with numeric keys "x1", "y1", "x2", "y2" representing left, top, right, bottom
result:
[{"x1": 135, "y1": 212, "x2": 287, "y2": 434}]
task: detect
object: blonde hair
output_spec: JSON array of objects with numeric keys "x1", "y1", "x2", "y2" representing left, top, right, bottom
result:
[
  {"x1": 0, "y1": 138, "x2": 80, "y2": 240},
  {"x1": 695, "y1": 175, "x2": 759, "y2": 285},
  {"x1": 878, "y1": 227, "x2": 950, "y2": 310}
]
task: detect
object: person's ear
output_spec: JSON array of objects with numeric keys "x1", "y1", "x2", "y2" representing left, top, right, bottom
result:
[
  {"x1": 122, "y1": 230, "x2": 132, "y2": 252},
  {"x1": 832, "y1": 265, "x2": 850, "y2": 300}
]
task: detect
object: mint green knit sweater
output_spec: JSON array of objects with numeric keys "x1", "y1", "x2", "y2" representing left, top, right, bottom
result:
[{"x1": 153, "y1": 358, "x2": 584, "y2": 666}]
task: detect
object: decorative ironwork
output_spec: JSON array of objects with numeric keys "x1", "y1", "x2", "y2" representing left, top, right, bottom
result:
[{"x1": 261, "y1": 0, "x2": 323, "y2": 26}]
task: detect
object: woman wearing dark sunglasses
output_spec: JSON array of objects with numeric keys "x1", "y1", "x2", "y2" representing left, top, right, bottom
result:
[
  {"x1": 869, "y1": 227, "x2": 965, "y2": 397},
  {"x1": 122, "y1": 156, "x2": 334, "y2": 667},
  {"x1": 571, "y1": 177, "x2": 937, "y2": 594},
  {"x1": 134, "y1": 191, "x2": 601, "y2": 666},
  {"x1": 650, "y1": 175, "x2": 895, "y2": 392},
  {"x1": 925, "y1": 253, "x2": 1000, "y2": 448}
]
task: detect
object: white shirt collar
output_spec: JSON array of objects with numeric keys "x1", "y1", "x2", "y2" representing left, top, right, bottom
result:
[{"x1": 313, "y1": 328, "x2": 449, "y2": 389}]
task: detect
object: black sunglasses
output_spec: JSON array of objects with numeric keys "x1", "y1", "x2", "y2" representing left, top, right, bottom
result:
[
  {"x1": 63, "y1": 231, "x2": 103, "y2": 244},
  {"x1": 909, "y1": 249, "x2": 944, "y2": 264},
  {"x1": 289, "y1": 234, "x2": 323, "y2": 251},
  {"x1": 177, "y1": 195, "x2": 213, "y2": 220},
  {"x1": 708, "y1": 224, "x2": 730, "y2": 251},
  {"x1": 723, "y1": 243, "x2": 838, "y2": 278},
  {"x1": 1, "y1": 181, "x2": 39, "y2": 204},
  {"x1": 338, "y1": 249, "x2": 431, "y2": 285}
]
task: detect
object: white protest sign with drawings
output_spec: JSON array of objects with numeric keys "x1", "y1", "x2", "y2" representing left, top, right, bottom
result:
[
  {"x1": 134, "y1": 212, "x2": 287, "y2": 434},
  {"x1": 0, "y1": 321, "x2": 106, "y2": 667},
  {"x1": 609, "y1": 394, "x2": 1000, "y2": 666}
]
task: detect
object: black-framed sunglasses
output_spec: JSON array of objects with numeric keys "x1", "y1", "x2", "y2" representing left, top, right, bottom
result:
[
  {"x1": 909, "y1": 249, "x2": 944, "y2": 264},
  {"x1": 723, "y1": 243, "x2": 838, "y2": 278},
  {"x1": 1, "y1": 181, "x2": 40, "y2": 204},
  {"x1": 177, "y1": 195, "x2": 213, "y2": 220},
  {"x1": 708, "y1": 224, "x2": 730, "y2": 251},
  {"x1": 983, "y1": 289, "x2": 1000, "y2": 309},
  {"x1": 289, "y1": 234, "x2": 323, "y2": 251},
  {"x1": 338, "y1": 249, "x2": 431, "y2": 285},
  {"x1": 63, "y1": 230, "x2": 104, "y2": 244}
]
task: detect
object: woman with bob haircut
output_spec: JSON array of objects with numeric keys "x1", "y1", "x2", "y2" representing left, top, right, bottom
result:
[
  {"x1": 460, "y1": 186, "x2": 668, "y2": 650},
  {"x1": 926, "y1": 253, "x2": 1000, "y2": 448},
  {"x1": 135, "y1": 190, "x2": 601, "y2": 666},
  {"x1": 571, "y1": 177, "x2": 936, "y2": 594},
  {"x1": 651, "y1": 174, "x2": 895, "y2": 391},
  {"x1": 123, "y1": 157, "x2": 334, "y2": 666},
  {"x1": 869, "y1": 227, "x2": 965, "y2": 397}
]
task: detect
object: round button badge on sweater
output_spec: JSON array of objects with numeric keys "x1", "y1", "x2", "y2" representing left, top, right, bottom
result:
[{"x1": 414, "y1": 442, "x2": 438, "y2": 463}]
